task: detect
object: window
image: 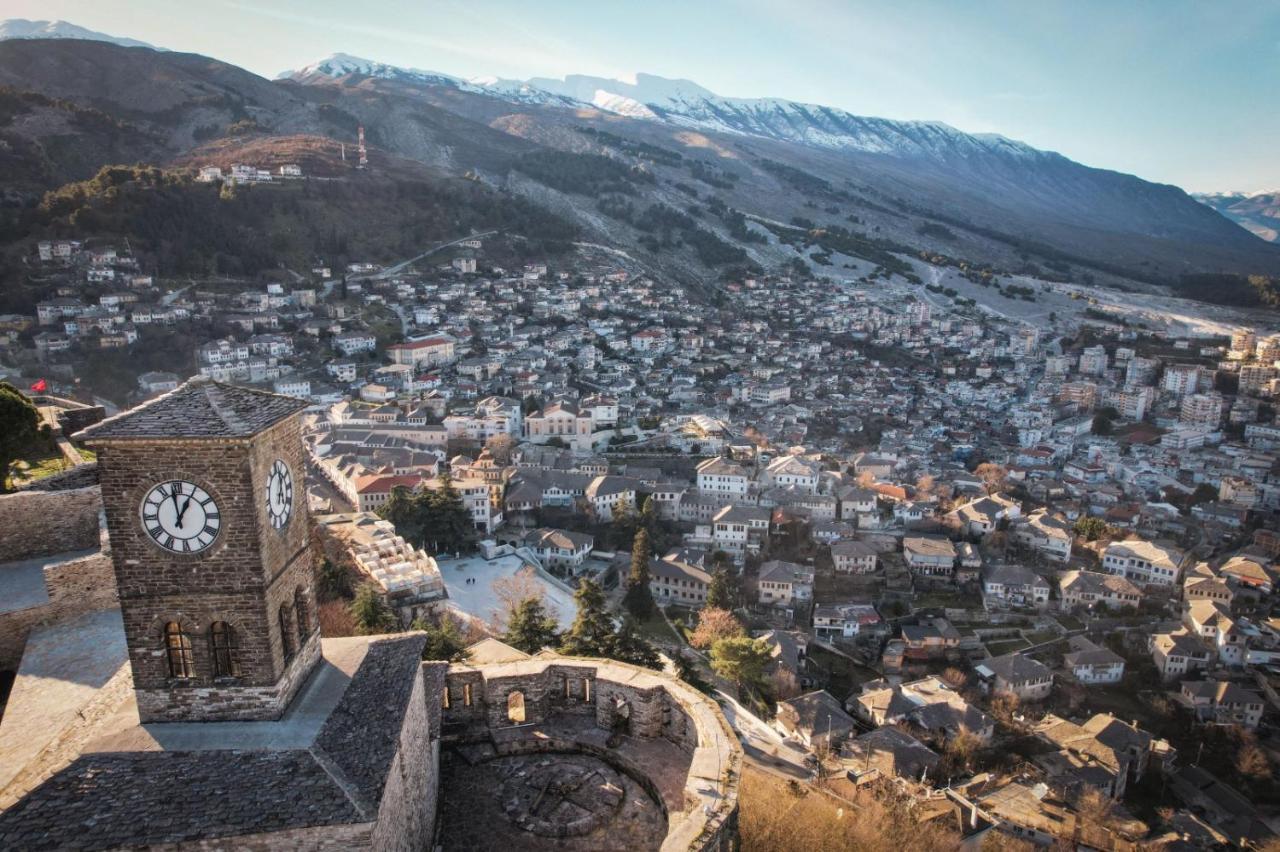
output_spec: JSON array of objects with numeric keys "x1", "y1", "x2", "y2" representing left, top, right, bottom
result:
[
  {"x1": 279, "y1": 604, "x2": 295, "y2": 661},
  {"x1": 164, "y1": 621, "x2": 195, "y2": 679},
  {"x1": 442, "y1": 686, "x2": 451, "y2": 709},
  {"x1": 209, "y1": 621, "x2": 240, "y2": 678},
  {"x1": 294, "y1": 588, "x2": 310, "y2": 646},
  {"x1": 463, "y1": 683, "x2": 472, "y2": 706},
  {"x1": 507, "y1": 691, "x2": 526, "y2": 724}
]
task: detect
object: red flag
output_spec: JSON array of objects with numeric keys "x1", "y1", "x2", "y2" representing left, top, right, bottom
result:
[{"x1": 30, "y1": 379, "x2": 47, "y2": 393}]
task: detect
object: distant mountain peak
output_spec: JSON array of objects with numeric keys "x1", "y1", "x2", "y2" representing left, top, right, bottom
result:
[
  {"x1": 0, "y1": 18, "x2": 155, "y2": 49},
  {"x1": 280, "y1": 53, "x2": 1053, "y2": 162},
  {"x1": 280, "y1": 52, "x2": 461, "y2": 85}
]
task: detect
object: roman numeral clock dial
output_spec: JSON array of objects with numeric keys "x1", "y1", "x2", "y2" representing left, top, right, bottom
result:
[
  {"x1": 266, "y1": 459, "x2": 294, "y2": 531},
  {"x1": 140, "y1": 480, "x2": 221, "y2": 554}
]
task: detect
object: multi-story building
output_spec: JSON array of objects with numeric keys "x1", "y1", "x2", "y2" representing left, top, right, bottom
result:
[
  {"x1": 1103, "y1": 539, "x2": 1185, "y2": 587},
  {"x1": 386, "y1": 336, "x2": 456, "y2": 368},
  {"x1": 696, "y1": 456, "x2": 751, "y2": 500},
  {"x1": 757, "y1": 559, "x2": 814, "y2": 608},
  {"x1": 1180, "y1": 392, "x2": 1225, "y2": 430},
  {"x1": 975, "y1": 653, "x2": 1054, "y2": 702},
  {"x1": 830, "y1": 539, "x2": 878, "y2": 573},
  {"x1": 648, "y1": 556, "x2": 711, "y2": 607}
]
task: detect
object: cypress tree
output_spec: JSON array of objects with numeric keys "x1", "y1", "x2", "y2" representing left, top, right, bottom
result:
[{"x1": 623, "y1": 528, "x2": 655, "y2": 618}]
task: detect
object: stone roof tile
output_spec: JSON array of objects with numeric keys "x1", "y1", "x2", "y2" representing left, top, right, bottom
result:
[{"x1": 75, "y1": 379, "x2": 308, "y2": 442}]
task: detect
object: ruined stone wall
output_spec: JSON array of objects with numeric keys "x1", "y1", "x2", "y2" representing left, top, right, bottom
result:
[
  {"x1": 545, "y1": 663, "x2": 598, "y2": 718},
  {"x1": 0, "y1": 550, "x2": 117, "y2": 671},
  {"x1": 483, "y1": 671, "x2": 552, "y2": 728},
  {"x1": 440, "y1": 658, "x2": 743, "y2": 852},
  {"x1": 0, "y1": 486, "x2": 102, "y2": 562},
  {"x1": 441, "y1": 669, "x2": 486, "y2": 725},
  {"x1": 662, "y1": 692, "x2": 697, "y2": 752},
  {"x1": 594, "y1": 678, "x2": 665, "y2": 737},
  {"x1": 369, "y1": 662, "x2": 439, "y2": 852}
]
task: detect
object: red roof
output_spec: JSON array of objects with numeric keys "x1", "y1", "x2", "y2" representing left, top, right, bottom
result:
[{"x1": 355, "y1": 473, "x2": 425, "y2": 494}]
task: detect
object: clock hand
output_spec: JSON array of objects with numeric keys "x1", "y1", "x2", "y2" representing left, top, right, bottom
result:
[{"x1": 176, "y1": 495, "x2": 193, "y2": 527}]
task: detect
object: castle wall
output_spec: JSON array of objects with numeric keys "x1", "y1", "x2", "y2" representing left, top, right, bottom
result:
[
  {"x1": 0, "y1": 550, "x2": 117, "y2": 671},
  {"x1": 0, "y1": 486, "x2": 102, "y2": 563},
  {"x1": 369, "y1": 662, "x2": 439, "y2": 852},
  {"x1": 439, "y1": 658, "x2": 742, "y2": 852}
]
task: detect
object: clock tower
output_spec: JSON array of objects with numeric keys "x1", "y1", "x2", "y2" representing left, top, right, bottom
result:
[{"x1": 78, "y1": 378, "x2": 319, "y2": 722}]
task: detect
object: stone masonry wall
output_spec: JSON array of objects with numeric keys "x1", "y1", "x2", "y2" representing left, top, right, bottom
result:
[
  {"x1": 0, "y1": 661, "x2": 132, "y2": 810},
  {"x1": 0, "y1": 550, "x2": 117, "y2": 671},
  {"x1": 0, "y1": 486, "x2": 102, "y2": 562},
  {"x1": 94, "y1": 413, "x2": 321, "y2": 722},
  {"x1": 369, "y1": 663, "x2": 438, "y2": 852}
]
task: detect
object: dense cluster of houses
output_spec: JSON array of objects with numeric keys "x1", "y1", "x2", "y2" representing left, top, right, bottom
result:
[{"x1": 6, "y1": 222, "x2": 1280, "y2": 849}]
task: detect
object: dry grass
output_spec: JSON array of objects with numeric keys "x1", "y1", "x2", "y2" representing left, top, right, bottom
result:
[{"x1": 739, "y1": 765, "x2": 959, "y2": 852}]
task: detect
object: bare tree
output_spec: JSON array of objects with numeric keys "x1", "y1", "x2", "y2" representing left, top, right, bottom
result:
[
  {"x1": 490, "y1": 566, "x2": 552, "y2": 632},
  {"x1": 974, "y1": 462, "x2": 1008, "y2": 495},
  {"x1": 769, "y1": 667, "x2": 802, "y2": 701},
  {"x1": 484, "y1": 433, "x2": 517, "y2": 465}
]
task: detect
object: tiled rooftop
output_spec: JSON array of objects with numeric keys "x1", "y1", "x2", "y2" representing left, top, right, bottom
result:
[{"x1": 74, "y1": 379, "x2": 308, "y2": 442}]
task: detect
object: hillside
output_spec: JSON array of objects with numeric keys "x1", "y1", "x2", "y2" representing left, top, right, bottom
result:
[
  {"x1": 1, "y1": 36, "x2": 1279, "y2": 304},
  {"x1": 0, "y1": 154, "x2": 577, "y2": 314},
  {"x1": 1195, "y1": 192, "x2": 1280, "y2": 243}
]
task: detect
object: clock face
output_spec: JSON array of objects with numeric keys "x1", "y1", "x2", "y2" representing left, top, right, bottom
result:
[
  {"x1": 266, "y1": 459, "x2": 293, "y2": 531},
  {"x1": 140, "y1": 480, "x2": 221, "y2": 554}
]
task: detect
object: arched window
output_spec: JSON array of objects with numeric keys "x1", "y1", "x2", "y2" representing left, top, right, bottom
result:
[
  {"x1": 294, "y1": 588, "x2": 310, "y2": 646},
  {"x1": 163, "y1": 621, "x2": 194, "y2": 679},
  {"x1": 507, "y1": 690, "x2": 526, "y2": 724},
  {"x1": 209, "y1": 621, "x2": 239, "y2": 678},
  {"x1": 279, "y1": 604, "x2": 295, "y2": 662}
]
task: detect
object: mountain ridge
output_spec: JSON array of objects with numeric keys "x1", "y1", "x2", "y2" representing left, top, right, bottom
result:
[
  {"x1": 1, "y1": 31, "x2": 1279, "y2": 298},
  {"x1": 0, "y1": 18, "x2": 155, "y2": 50},
  {"x1": 283, "y1": 53, "x2": 1055, "y2": 163}
]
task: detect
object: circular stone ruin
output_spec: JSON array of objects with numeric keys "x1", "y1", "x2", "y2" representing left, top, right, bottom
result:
[
  {"x1": 498, "y1": 755, "x2": 637, "y2": 838},
  {"x1": 437, "y1": 656, "x2": 742, "y2": 851}
]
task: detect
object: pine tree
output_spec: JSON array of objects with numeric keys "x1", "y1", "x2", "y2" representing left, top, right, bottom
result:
[
  {"x1": 349, "y1": 583, "x2": 398, "y2": 635},
  {"x1": 623, "y1": 528, "x2": 655, "y2": 618},
  {"x1": 411, "y1": 612, "x2": 471, "y2": 662},
  {"x1": 377, "y1": 486, "x2": 422, "y2": 547},
  {"x1": 710, "y1": 635, "x2": 771, "y2": 695},
  {"x1": 503, "y1": 598, "x2": 560, "y2": 654},
  {"x1": 419, "y1": 474, "x2": 477, "y2": 555},
  {"x1": 706, "y1": 565, "x2": 733, "y2": 610},
  {"x1": 559, "y1": 579, "x2": 616, "y2": 658},
  {"x1": 611, "y1": 616, "x2": 661, "y2": 669}
]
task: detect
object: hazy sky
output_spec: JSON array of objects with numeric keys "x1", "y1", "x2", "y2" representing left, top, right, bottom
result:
[{"x1": 7, "y1": 0, "x2": 1279, "y2": 192}]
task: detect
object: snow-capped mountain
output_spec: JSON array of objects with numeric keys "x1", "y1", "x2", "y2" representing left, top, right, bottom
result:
[
  {"x1": 283, "y1": 54, "x2": 583, "y2": 109},
  {"x1": 284, "y1": 56, "x2": 1050, "y2": 162},
  {"x1": 1195, "y1": 191, "x2": 1280, "y2": 242},
  {"x1": 0, "y1": 19, "x2": 154, "y2": 50}
]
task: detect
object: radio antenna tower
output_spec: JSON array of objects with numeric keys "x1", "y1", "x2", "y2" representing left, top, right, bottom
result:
[{"x1": 357, "y1": 126, "x2": 368, "y2": 169}]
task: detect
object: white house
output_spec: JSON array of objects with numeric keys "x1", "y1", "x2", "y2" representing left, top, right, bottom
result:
[
  {"x1": 1103, "y1": 539, "x2": 1185, "y2": 587},
  {"x1": 696, "y1": 456, "x2": 751, "y2": 500}
]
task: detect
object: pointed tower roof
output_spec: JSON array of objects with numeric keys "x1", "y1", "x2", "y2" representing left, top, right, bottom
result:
[{"x1": 75, "y1": 378, "x2": 308, "y2": 443}]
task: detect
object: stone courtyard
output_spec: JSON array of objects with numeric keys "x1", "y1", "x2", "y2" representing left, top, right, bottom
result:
[{"x1": 438, "y1": 751, "x2": 666, "y2": 851}]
